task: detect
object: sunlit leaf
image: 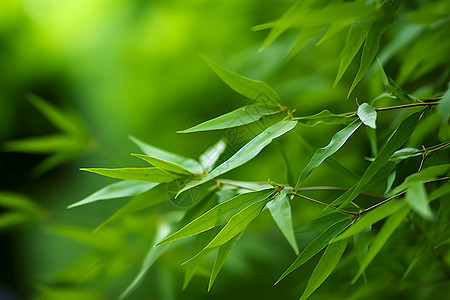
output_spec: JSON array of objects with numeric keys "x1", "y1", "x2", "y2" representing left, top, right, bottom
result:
[
  {"x1": 199, "y1": 140, "x2": 227, "y2": 173},
  {"x1": 357, "y1": 103, "x2": 377, "y2": 129},
  {"x1": 80, "y1": 167, "x2": 178, "y2": 183},
  {"x1": 352, "y1": 206, "x2": 411, "y2": 283},
  {"x1": 267, "y1": 189, "x2": 299, "y2": 254},
  {"x1": 177, "y1": 121, "x2": 297, "y2": 196},
  {"x1": 132, "y1": 154, "x2": 194, "y2": 176},
  {"x1": 406, "y1": 182, "x2": 433, "y2": 220},
  {"x1": 295, "y1": 121, "x2": 362, "y2": 190},
  {"x1": 68, "y1": 180, "x2": 156, "y2": 209},
  {"x1": 295, "y1": 110, "x2": 357, "y2": 126},
  {"x1": 334, "y1": 199, "x2": 405, "y2": 242},
  {"x1": 178, "y1": 104, "x2": 281, "y2": 133},
  {"x1": 156, "y1": 189, "x2": 274, "y2": 246},
  {"x1": 299, "y1": 239, "x2": 348, "y2": 300},
  {"x1": 276, "y1": 219, "x2": 351, "y2": 284},
  {"x1": 201, "y1": 55, "x2": 280, "y2": 106}
]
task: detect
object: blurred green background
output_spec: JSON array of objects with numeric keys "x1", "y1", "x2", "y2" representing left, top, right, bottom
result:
[{"x1": 1, "y1": 0, "x2": 448, "y2": 299}]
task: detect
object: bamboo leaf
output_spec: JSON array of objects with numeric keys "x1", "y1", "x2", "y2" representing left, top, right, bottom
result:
[
  {"x1": 0, "y1": 192, "x2": 39, "y2": 213},
  {"x1": 273, "y1": 140, "x2": 294, "y2": 187},
  {"x1": 130, "y1": 136, "x2": 203, "y2": 174},
  {"x1": 406, "y1": 182, "x2": 433, "y2": 220},
  {"x1": 178, "y1": 104, "x2": 281, "y2": 133},
  {"x1": 208, "y1": 231, "x2": 244, "y2": 291},
  {"x1": 352, "y1": 206, "x2": 411, "y2": 283},
  {"x1": 295, "y1": 110, "x2": 357, "y2": 126},
  {"x1": 68, "y1": 180, "x2": 157, "y2": 209},
  {"x1": 357, "y1": 103, "x2": 377, "y2": 129},
  {"x1": 299, "y1": 239, "x2": 348, "y2": 300},
  {"x1": 439, "y1": 83, "x2": 450, "y2": 122},
  {"x1": 132, "y1": 154, "x2": 194, "y2": 176},
  {"x1": 295, "y1": 212, "x2": 351, "y2": 233},
  {"x1": 295, "y1": 121, "x2": 362, "y2": 190},
  {"x1": 199, "y1": 140, "x2": 227, "y2": 173},
  {"x1": 120, "y1": 224, "x2": 171, "y2": 300},
  {"x1": 177, "y1": 121, "x2": 297, "y2": 196},
  {"x1": 334, "y1": 199, "x2": 405, "y2": 242},
  {"x1": 80, "y1": 167, "x2": 178, "y2": 183},
  {"x1": 267, "y1": 190, "x2": 299, "y2": 254},
  {"x1": 156, "y1": 189, "x2": 274, "y2": 246},
  {"x1": 201, "y1": 55, "x2": 280, "y2": 106},
  {"x1": 276, "y1": 219, "x2": 351, "y2": 284}
]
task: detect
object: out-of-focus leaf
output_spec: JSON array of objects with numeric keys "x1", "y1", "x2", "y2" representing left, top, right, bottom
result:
[
  {"x1": 80, "y1": 167, "x2": 178, "y2": 183},
  {"x1": 439, "y1": 83, "x2": 450, "y2": 122},
  {"x1": 156, "y1": 189, "x2": 274, "y2": 245},
  {"x1": 276, "y1": 219, "x2": 351, "y2": 284},
  {"x1": 357, "y1": 103, "x2": 377, "y2": 129},
  {"x1": 295, "y1": 121, "x2": 362, "y2": 190},
  {"x1": 95, "y1": 183, "x2": 169, "y2": 232},
  {"x1": 335, "y1": 112, "x2": 420, "y2": 208},
  {"x1": 0, "y1": 192, "x2": 43, "y2": 230},
  {"x1": 295, "y1": 212, "x2": 351, "y2": 233},
  {"x1": 295, "y1": 110, "x2": 357, "y2": 126},
  {"x1": 349, "y1": 0, "x2": 402, "y2": 96},
  {"x1": 299, "y1": 239, "x2": 348, "y2": 300},
  {"x1": 132, "y1": 154, "x2": 194, "y2": 176},
  {"x1": 0, "y1": 213, "x2": 34, "y2": 229},
  {"x1": 201, "y1": 55, "x2": 280, "y2": 106},
  {"x1": 208, "y1": 231, "x2": 244, "y2": 291},
  {"x1": 315, "y1": 20, "x2": 354, "y2": 46},
  {"x1": 3, "y1": 135, "x2": 79, "y2": 153},
  {"x1": 178, "y1": 104, "x2": 281, "y2": 133},
  {"x1": 353, "y1": 226, "x2": 371, "y2": 282},
  {"x1": 377, "y1": 61, "x2": 417, "y2": 103},
  {"x1": 352, "y1": 206, "x2": 411, "y2": 283},
  {"x1": 199, "y1": 140, "x2": 227, "y2": 173},
  {"x1": 289, "y1": 27, "x2": 323, "y2": 56},
  {"x1": 273, "y1": 140, "x2": 294, "y2": 187},
  {"x1": 406, "y1": 182, "x2": 433, "y2": 220},
  {"x1": 120, "y1": 224, "x2": 171, "y2": 300},
  {"x1": 178, "y1": 121, "x2": 297, "y2": 196},
  {"x1": 334, "y1": 199, "x2": 405, "y2": 242},
  {"x1": 130, "y1": 136, "x2": 203, "y2": 174},
  {"x1": 267, "y1": 189, "x2": 299, "y2": 254},
  {"x1": 0, "y1": 191, "x2": 39, "y2": 212},
  {"x1": 68, "y1": 181, "x2": 156, "y2": 209}
]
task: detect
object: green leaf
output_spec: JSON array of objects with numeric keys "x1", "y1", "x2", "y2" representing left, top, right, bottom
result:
[
  {"x1": 201, "y1": 55, "x2": 280, "y2": 106},
  {"x1": 94, "y1": 183, "x2": 169, "y2": 232},
  {"x1": 348, "y1": 0, "x2": 402, "y2": 96},
  {"x1": 120, "y1": 224, "x2": 171, "y2": 300},
  {"x1": 334, "y1": 199, "x2": 405, "y2": 242},
  {"x1": 295, "y1": 212, "x2": 351, "y2": 233},
  {"x1": 132, "y1": 154, "x2": 194, "y2": 176},
  {"x1": 199, "y1": 139, "x2": 227, "y2": 173},
  {"x1": 357, "y1": 103, "x2": 377, "y2": 129},
  {"x1": 273, "y1": 140, "x2": 294, "y2": 187},
  {"x1": 267, "y1": 190, "x2": 299, "y2": 254},
  {"x1": 276, "y1": 219, "x2": 351, "y2": 284},
  {"x1": 80, "y1": 167, "x2": 178, "y2": 183},
  {"x1": 129, "y1": 136, "x2": 203, "y2": 174},
  {"x1": 335, "y1": 112, "x2": 420, "y2": 208},
  {"x1": 352, "y1": 206, "x2": 411, "y2": 283},
  {"x1": 299, "y1": 238, "x2": 348, "y2": 300},
  {"x1": 68, "y1": 181, "x2": 156, "y2": 209},
  {"x1": 208, "y1": 231, "x2": 244, "y2": 291},
  {"x1": 295, "y1": 121, "x2": 362, "y2": 190},
  {"x1": 438, "y1": 83, "x2": 450, "y2": 122},
  {"x1": 177, "y1": 121, "x2": 297, "y2": 196},
  {"x1": 0, "y1": 213, "x2": 35, "y2": 230},
  {"x1": 406, "y1": 182, "x2": 434, "y2": 220},
  {"x1": 178, "y1": 104, "x2": 281, "y2": 133},
  {"x1": 0, "y1": 191, "x2": 39, "y2": 213},
  {"x1": 156, "y1": 189, "x2": 274, "y2": 246},
  {"x1": 295, "y1": 110, "x2": 357, "y2": 126},
  {"x1": 3, "y1": 134, "x2": 79, "y2": 154}
]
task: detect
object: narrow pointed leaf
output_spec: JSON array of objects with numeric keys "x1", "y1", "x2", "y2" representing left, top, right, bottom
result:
[
  {"x1": 438, "y1": 83, "x2": 450, "y2": 122},
  {"x1": 178, "y1": 104, "x2": 281, "y2": 133},
  {"x1": 178, "y1": 121, "x2": 297, "y2": 196},
  {"x1": 120, "y1": 224, "x2": 171, "y2": 300},
  {"x1": 0, "y1": 192, "x2": 39, "y2": 213},
  {"x1": 130, "y1": 136, "x2": 203, "y2": 174},
  {"x1": 156, "y1": 189, "x2": 274, "y2": 245},
  {"x1": 276, "y1": 219, "x2": 351, "y2": 284},
  {"x1": 295, "y1": 121, "x2": 362, "y2": 190},
  {"x1": 406, "y1": 182, "x2": 433, "y2": 220},
  {"x1": 267, "y1": 190, "x2": 299, "y2": 254},
  {"x1": 132, "y1": 154, "x2": 193, "y2": 176},
  {"x1": 80, "y1": 167, "x2": 178, "y2": 183},
  {"x1": 295, "y1": 212, "x2": 351, "y2": 233},
  {"x1": 208, "y1": 231, "x2": 244, "y2": 291},
  {"x1": 68, "y1": 180, "x2": 157, "y2": 208},
  {"x1": 334, "y1": 199, "x2": 405, "y2": 242},
  {"x1": 201, "y1": 55, "x2": 280, "y2": 106},
  {"x1": 295, "y1": 110, "x2": 357, "y2": 126},
  {"x1": 352, "y1": 206, "x2": 411, "y2": 283},
  {"x1": 273, "y1": 141, "x2": 294, "y2": 187},
  {"x1": 3, "y1": 135, "x2": 78, "y2": 154},
  {"x1": 357, "y1": 103, "x2": 377, "y2": 129},
  {"x1": 299, "y1": 239, "x2": 348, "y2": 300},
  {"x1": 199, "y1": 140, "x2": 227, "y2": 173}
]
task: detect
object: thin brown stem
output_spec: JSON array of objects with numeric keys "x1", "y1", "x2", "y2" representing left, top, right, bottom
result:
[{"x1": 290, "y1": 191, "x2": 358, "y2": 215}]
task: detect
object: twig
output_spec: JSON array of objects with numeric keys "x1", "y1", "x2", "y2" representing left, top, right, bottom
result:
[{"x1": 290, "y1": 191, "x2": 358, "y2": 216}]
